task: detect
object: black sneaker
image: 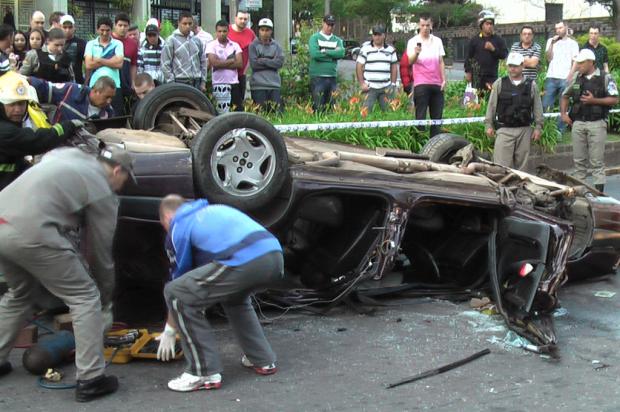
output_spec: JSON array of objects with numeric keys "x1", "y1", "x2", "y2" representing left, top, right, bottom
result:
[
  {"x1": 75, "y1": 374, "x2": 118, "y2": 402},
  {"x1": 0, "y1": 361, "x2": 12, "y2": 377}
]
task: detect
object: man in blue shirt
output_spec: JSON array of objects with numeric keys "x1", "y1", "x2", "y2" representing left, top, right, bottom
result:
[
  {"x1": 84, "y1": 17, "x2": 123, "y2": 115},
  {"x1": 29, "y1": 76, "x2": 115, "y2": 122},
  {"x1": 156, "y1": 194, "x2": 283, "y2": 392}
]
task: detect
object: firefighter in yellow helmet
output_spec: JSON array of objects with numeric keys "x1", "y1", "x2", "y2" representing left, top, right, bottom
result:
[{"x1": 0, "y1": 71, "x2": 83, "y2": 190}]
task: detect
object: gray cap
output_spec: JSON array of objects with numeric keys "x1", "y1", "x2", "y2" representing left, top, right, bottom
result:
[{"x1": 99, "y1": 145, "x2": 137, "y2": 184}]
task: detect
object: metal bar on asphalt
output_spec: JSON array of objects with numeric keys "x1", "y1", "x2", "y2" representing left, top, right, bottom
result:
[{"x1": 386, "y1": 348, "x2": 492, "y2": 389}]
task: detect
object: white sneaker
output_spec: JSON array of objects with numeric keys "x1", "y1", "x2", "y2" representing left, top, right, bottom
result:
[
  {"x1": 241, "y1": 354, "x2": 277, "y2": 375},
  {"x1": 167, "y1": 372, "x2": 222, "y2": 392}
]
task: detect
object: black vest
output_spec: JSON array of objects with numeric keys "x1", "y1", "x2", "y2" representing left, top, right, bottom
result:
[
  {"x1": 34, "y1": 49, "x2": 72, "y2": 83},
  {"x1": 568, "y1": 74, "x2": 608, "y2": 121},
  {"x1": 496, "y1": 77, "x2": 533, "y2": 127}
]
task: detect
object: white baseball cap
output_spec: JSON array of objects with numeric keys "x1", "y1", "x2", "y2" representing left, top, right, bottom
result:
[
  {"x1": 258, "y1": 18, "x2": 273, "y2": 29},
  {"x1": 575, "y1": 48, "x2": 596, "y2": 63},
  {"x1": 60, "y1": 15, "x2": 75, "y2": 25},
  {"x1": 506, "y1": 52, "x2": 524, "y2": 66}
]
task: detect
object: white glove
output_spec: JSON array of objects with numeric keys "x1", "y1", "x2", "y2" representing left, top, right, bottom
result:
[{"x1": 156, "y1": 323, "x2": 177, "y2": 361}]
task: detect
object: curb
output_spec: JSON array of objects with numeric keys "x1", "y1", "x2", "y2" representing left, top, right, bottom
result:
[{"x1": 527, "y1": 140, "x2": 620, "y2": 173}]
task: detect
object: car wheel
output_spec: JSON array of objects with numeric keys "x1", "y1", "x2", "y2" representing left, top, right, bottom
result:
[
  {"x1": 421, "y1": 133, "x2": 470, "y2": 164},
  {"x1": 192, "y1": 112, "x2": 288, "y2": 211},
  {"x1": 132, "y1": 83, "x2": 216, "y2": 138},
  {"x1": 351, "y1": 51, "x2": 358, "y2": 61}
]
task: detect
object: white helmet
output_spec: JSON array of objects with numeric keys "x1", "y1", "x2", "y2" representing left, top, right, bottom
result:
[{"x1": 478, "y1": 10, "x2": 495, "y2": 28}]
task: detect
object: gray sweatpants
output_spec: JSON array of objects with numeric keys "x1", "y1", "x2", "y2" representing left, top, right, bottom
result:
[
  {"x1": 0, "y1": 223, "x2": 104, "y2": 380},
  {"x1": 493, "y1": 126, "x2": 533, "y2": 170},
  {"x1": 572, "y1": 119, "x2": 607, "y2": 185},
  {"x1": 164, "y1": 251, "x2": 283, "y2": 377}
]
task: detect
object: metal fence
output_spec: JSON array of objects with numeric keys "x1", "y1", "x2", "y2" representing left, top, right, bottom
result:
[{"x1": 71, "y1": 0, "x2": 123, "y2": 40}]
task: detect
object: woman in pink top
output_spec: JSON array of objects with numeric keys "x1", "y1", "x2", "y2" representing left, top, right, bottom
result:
[{"x1": 406, "y1": 13, "x2": 446, "y2": 137}]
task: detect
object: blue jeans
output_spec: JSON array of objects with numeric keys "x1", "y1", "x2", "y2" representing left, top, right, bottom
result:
[
  {"x1": 310, "y1": 76, "x2": 337, "y2": 112},
  {"x1": 251, "y1": 89, "x2": 283, "y2": 113},
  {"x1": 543, "y1": 77, "x2": 567, "y2": 133}
]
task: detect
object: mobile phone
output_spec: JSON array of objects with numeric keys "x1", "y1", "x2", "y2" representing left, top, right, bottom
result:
[{"x1": 417, "y1": 42, "x2": 422, "y2": 48}]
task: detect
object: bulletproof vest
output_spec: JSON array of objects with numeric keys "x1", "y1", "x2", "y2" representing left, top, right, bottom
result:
[
  {"x1": 568, "y1": 74, "x2": 608, "y2": 122},
  {"x1": 34, "y1": 49, "x2": 72, "y2": 83},
  {"x1": 496, "y1": 77, "x2": 533, "y2": 127}
]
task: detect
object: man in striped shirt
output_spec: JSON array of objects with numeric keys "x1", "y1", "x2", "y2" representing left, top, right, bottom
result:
[
  {"x1": 510, "y1": 25, "x2": 542, "y2": 82},
  {"x1": 137, "y1": 24, "x2": 163, "y2": 84},
  {"x1": 308, "y1": 15, "x2": 345, "y2": 112},
  {"x1": 356, "y1": 25, "x2": 397, "y2": 112}
]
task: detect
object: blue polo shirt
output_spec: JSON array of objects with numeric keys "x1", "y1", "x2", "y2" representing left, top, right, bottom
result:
[{"x1": 85, "y1": 36, "x2": 124, "y2": 88}]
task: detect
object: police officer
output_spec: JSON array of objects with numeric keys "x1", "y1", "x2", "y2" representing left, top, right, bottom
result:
[
  {"x1": 0, "y1": 145, "x2": 135, "y2": 402},
  {"x1": 157, "y1": 194, "x2": 283, "y2": 392},
  {"x1": 0, "y1": 71, "x2": 81, "y2": 190},
  {"x1": 485, "y1": 52, "x2": 543, "y2": 170},
  {"x1": 561, "y1": 48, "x2": 619, "y2": 192}
]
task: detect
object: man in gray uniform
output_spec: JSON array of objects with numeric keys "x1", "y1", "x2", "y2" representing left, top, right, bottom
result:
[
  {"x1": 485, "y1": 52, "x2": 543, "y2": 170},
  {"x1": 0, "y1": 145, "x2": 135, "y2": 402},
  {"x1": 561, "y1": 48, "x2": 618, "y2": 192}
]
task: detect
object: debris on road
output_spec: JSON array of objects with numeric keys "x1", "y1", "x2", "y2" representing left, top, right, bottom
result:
[
  {"x1": 552, "y1": 307, "x2": 568, "y2": 317},
  {"x1": 386, "y1": 348, "x2": 491, "y2": 389},
  {"x1": 592, "y1": 360, "x2": 610, "y2": 371},
  {"x1": 593, "y1": 291, "x2": 616, "y2": 298}
]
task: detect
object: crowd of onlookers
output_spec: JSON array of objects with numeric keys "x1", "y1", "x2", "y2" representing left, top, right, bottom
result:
[
  {"x1": 0, "y1": 8, "x2": 285, "y2": 117},
  {"x1": 0, "y1": 8, "x2": 617, "y2": 188},
  {"x1": 341, "y1": 10, "x2": 615, "y2": 189}
]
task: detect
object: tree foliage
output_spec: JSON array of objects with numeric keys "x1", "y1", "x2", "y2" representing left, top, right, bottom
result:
[
  {"x1": 405, "y1": 1, "x2": 483, "y2": 29},
  {"x1": 293, "y1": 0, "x2": 409, "y2": 27}
]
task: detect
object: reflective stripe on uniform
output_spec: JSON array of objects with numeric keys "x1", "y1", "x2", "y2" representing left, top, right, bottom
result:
[{"x1": 0, "y1": 163, "x2": 16, "y2": 172}]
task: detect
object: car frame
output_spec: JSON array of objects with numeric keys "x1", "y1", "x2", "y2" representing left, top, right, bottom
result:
[{"x1": 92, "y1": 108, "x2": 620, "y2": 357}]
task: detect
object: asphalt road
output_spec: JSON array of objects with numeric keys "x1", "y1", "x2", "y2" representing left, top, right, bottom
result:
[{"x1": 2, "y1": 177, "x2": 620, "y2": 411}]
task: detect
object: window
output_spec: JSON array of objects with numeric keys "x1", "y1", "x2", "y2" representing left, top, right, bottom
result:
[{"x1": 545, "y1": 3, "x2": 563, "y2": 24}]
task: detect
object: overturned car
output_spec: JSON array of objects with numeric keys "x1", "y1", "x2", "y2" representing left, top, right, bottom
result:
[{"x1": 99, "y1": 96, "x2": 620, "y2": 356}]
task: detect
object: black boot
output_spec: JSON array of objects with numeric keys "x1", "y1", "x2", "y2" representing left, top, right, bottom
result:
[
  {"x1": 75, "y1": 374, "x2": 118, "y2": 402},
  {"x1": 0, "y1": 361, "x2": 12, "y2": 377},
  {"x1": 595, "y1": 184, "x2": 605, "y2": 193}
]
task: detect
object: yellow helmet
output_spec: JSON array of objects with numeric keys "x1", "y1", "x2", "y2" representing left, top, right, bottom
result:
[{"x1": 0, "y1": 71, "x2": 32, "y2": 105}]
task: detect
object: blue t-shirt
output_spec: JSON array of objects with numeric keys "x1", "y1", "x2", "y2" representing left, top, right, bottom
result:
[{"x1": 85, "y1": 37, "x2": 124, "y2": 88}]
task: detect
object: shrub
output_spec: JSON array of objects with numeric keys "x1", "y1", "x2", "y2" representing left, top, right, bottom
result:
[{"x1": 280, "y1": 20, "x2": 317, "y2": 103}]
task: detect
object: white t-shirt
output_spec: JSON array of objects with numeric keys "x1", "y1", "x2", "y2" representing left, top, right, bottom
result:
[
  {"x1": 406, "y1": 34, "x2": 445, "y2": 87},
  {"x1": 545, "y1": 37, "x2": 579, "y2": 79}
]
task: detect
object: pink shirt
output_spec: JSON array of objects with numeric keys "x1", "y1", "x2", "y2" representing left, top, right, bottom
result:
[
  {"x1": 205, "y1": 38, "x2": 242, "y2": 85},
  {"x1": 407, "y1": 34, "x2": 445, "y2": 87}
]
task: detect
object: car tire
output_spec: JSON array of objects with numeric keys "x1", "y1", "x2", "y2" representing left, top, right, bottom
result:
[
  {"x1": 351, "y1": 51, "x2": 358, "y2": 61},
  {"x1": 192, "y1": 112, "x2": 288, "y2": 211},
  {"x1": 132, "y1": 83, "x2": 216, "y2": 131},
  {"x1": 421, "y1": 133, "x2": 470, "y2": 164}
]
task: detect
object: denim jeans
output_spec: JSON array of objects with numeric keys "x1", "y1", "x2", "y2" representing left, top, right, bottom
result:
[
  {"x1": 363, "y1": 86, "x2": 395, "y2": 112},
  {"x1": 310, "y1": 76, "x2": 337, "y2": 112},
  {"x1": 543, "y1": 77, "x2": 567, "y2": 133},
  {"x1": 251, "y1": 89, "x2": 283, "y2": 113}
]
